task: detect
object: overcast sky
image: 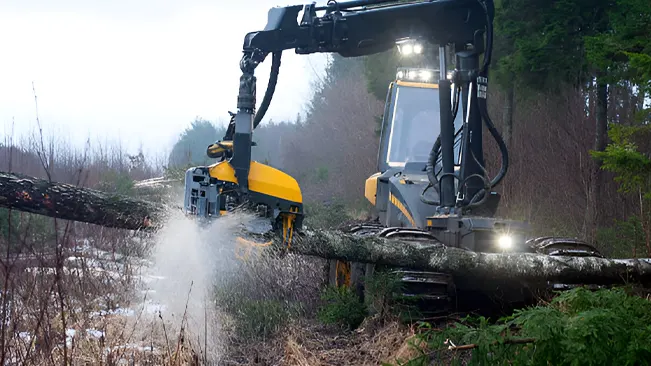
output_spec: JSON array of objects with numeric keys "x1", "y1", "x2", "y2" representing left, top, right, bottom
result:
[{"x1": 0, "y1": 0, "x2": 329, "y2": 159}]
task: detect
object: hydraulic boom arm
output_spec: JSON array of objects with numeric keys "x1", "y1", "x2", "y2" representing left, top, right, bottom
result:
[
  {"x1": 223, "y1": 0, "x2": 505, "y2": 215},
  {"x1": 242, "y1": 0, "x2": 491, "y2": 57}
]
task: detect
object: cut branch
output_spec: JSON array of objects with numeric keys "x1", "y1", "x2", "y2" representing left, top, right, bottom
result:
[{"x1": 443, "y1": 337, "x2": 536, "y2": 351}]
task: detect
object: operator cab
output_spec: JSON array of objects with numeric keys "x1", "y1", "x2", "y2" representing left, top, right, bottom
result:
[{"x1": 377, "y1": 67, "x2": 463, "y2": 173}]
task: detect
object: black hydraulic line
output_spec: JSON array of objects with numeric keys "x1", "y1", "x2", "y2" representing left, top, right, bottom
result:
[
  {"x1": 426, "y1": 137, "x2": 441, "y2": 189},
  {"x1": 221, "y1": 51, "x2": 281, "y2": 141},
  {"x1": 420, "y1": 183, "x2": 439, "y2": 205},
  {"x1": 425, "y1": 84, "x2": 461, "y2": 192},
  {"x1": 253, "y1": 51, "x2": 282, "y2": 129},
  {"x1": 472, "y1": 1, "x2": 508, "y2": 189},
  {"x1": 478, "y1": 73, "x2": 508, "y2": 188},
  {"x1": 464, "y1": 149, "x2": 491, "y2": 207},
  {"x1": 456, "y1": 0, "x2": 506, "y2": 208},
  {"x1": 459, "y1": 74, "x2": 508, "y2": 208},
  {"x1": 437, "y1": 78, "x2": 455, "y2": 208},
  {"x1": 477, "y1": 0, "x2": 493, "y2": 74}
]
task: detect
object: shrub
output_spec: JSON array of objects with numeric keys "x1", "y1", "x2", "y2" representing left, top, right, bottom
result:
[
  {"x1": 317, "y1": 285, "x2": 368, "y2": 329},
  {"x1": 408, "y1": 287, "x2": 651, "y2": 365},
  {"x1": 597, "y1": 216, "x2": 647, "y2": 257},
  {"x1": 215, "y1": 292, "x2": 300, "y2": 340},
  {"x1": 213, "y1": 249, "x2": 326, "y2": 341}
]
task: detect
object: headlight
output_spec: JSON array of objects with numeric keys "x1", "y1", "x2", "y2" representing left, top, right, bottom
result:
[
  {"x1": 498, "y1": 235, "x2": 513, "y2": 249},
  {"x1": 401, "y1": 44, "x2": 413, "y2": 55},
  {"x1": 396, "y1": 67, "x2": 438, "y2": 82},
  {"x1": 413, "y1": 43, "x2": 423, "y2": 54}
]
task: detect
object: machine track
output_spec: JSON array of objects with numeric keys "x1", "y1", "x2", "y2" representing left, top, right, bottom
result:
[
  {"x1": 527, "y1": 236, "x2": 606, "y2": 291},
  {"x1": 341, "y1": 221, "x2": 456, "y2": 317},
  {"x1": 337, "y1": 221, "x2": 606, "y2": 317}
]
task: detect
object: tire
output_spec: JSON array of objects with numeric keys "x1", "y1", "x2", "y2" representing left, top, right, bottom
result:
[{"x1": 328, "y1": 260, "x2": 373, "y2": 303}]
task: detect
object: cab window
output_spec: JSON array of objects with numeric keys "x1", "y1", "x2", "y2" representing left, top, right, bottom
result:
[{"x1": 386, "y1": 84, "x2": 462, "y2": 167}]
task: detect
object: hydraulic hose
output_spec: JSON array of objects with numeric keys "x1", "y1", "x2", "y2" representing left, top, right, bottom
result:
[
  {"x1": 477, "y1": 0, "x2": 505, "y2": 189},
  {"x1": 221, "y1": 51, "x2": 282, "y2": 142},
  {"x1": 425, "y1": 137, "x2": 442, "y2": 190},
  {"x1": 478, "y1": 0, "x2": 493, "y2": 74},
  {"x1": 253, "y1": 51, "x2": 282, "y2": 129},
  {"x1": 478, "y1": 71, "x2": 508, "y2": 188},
  {"x1": 423, "y1": 1, "x2": 502, "y2": 209},
  {"x1": 425, "y1": 85, "x2": 461, "y2": 189},
  {"x1": 422, "y1": 85, "x2": 461, "y2": 205}
]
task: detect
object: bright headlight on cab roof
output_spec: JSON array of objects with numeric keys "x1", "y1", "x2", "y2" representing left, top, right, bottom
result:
[{"x1": 498, "y1": 235, "x2": 513, "y2": 250}]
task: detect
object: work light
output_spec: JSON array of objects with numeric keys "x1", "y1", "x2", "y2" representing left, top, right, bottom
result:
[
  {"x1": 396, "y1": 39, "x2": 423, "y2": 56},
  {"x1": 396, "y1": 67, "x2": 438, "y2": 82}
]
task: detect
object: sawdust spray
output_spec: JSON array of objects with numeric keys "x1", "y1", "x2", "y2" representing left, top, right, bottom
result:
[
  {"x1": 142, "y1": 205, "x2": 246, "y2": 363},
  {"x1": 135, "y1": 187, "x2": 326, "y2": 364}
]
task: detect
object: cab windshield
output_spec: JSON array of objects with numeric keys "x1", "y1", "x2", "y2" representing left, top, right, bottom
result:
[{"x1": 386, "y1": 84, "x2": 461, "y2": 167}]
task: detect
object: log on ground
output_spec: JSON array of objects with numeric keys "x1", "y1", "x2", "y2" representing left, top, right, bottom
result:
[
  {"x1": 3, "y1": 169, "x2": 651, "y2": 288},
  {"x1": 286, "y1": 229, "x2": 651, "y2": 286},
  {"x1": 0, "y1": 171, "x2": 170, "y2": 231}
]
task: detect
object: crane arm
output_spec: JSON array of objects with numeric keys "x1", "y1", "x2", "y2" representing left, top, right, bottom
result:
[
  {"x1": 242, "y1": 0, "x2": 491, "y2": 58},
  {"x1": 222, "y1": 0, "x2": 498, "y2": 207}
]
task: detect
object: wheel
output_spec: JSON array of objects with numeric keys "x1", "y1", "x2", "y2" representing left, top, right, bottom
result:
[
  {"x1": 328, "y1": 259, "x2": 351, "y2": 287},
  {"x1": 328, "y1": 260, "x2": 370, "y2": 302}
]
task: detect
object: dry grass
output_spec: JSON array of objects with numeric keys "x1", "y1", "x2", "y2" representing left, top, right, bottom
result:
[
  {"x1": 0, "y1": 119, "x2": 216, "y2": 364},
  {"x1": 0, "y1": 224, "x2": 214, "y2": 365},
  {"x1": 219, "y1": 315, "x2": 415, "y2": 366}
]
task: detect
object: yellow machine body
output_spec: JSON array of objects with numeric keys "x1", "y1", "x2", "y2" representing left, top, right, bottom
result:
[{"x1": 208, "y1": 160, "x2": 303, "y2": 204}]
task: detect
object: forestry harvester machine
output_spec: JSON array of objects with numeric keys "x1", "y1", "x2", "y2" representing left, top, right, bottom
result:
[{"x1": 183, "y1": 0, "x2": 604, "y2": 311}]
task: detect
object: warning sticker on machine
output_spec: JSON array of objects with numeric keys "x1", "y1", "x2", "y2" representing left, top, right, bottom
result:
[{"x1": 477, "y1": 76, "x2": 488, "y2": 99}]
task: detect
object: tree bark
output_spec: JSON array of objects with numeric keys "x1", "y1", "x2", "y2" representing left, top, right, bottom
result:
[
  {"x1": 0, "y1": 171, "x2": 169, "y2": 231},
  {"x1": 2, "y1": 170, "x2": 651, "y2": 288},
  {"x1": 584, "y1": 75, "x2": 608, "y2": 242},
  {"x1": 502, "y1": 83, "x2": 515, "y2": 148},
  {"x1": 284, "y1": 229, "x2": 651, "y2": 286}
]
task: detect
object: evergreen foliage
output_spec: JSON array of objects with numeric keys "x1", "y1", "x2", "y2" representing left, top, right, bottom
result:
[
  {"x1": 168, "y1": 118, "x2": 225, "y2": 168},
  {"x1": 407, "y1": 287, "x2": 651, "y2": 365}
]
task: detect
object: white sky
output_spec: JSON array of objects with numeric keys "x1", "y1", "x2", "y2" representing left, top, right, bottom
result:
[{"x1": 0, "y1": 0, "x2": 329, "y2": 159}]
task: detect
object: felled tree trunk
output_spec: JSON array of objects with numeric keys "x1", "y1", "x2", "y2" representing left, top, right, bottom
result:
[
  {"x1": 2, "y1": 170, "x2": 651, "y2": 288},
  {"x1": 284, "y1": 230, "x2": 651, "y2": 286},
  {"x1": 0, "y1": 171, "x2": 169, "y2": 231}
]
